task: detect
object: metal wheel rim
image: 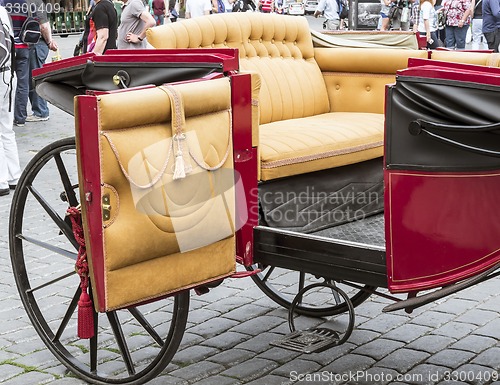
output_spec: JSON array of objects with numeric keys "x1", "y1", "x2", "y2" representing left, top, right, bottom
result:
[{"x1": 9, "y1": 137, "x2": 189, "y2": 384}]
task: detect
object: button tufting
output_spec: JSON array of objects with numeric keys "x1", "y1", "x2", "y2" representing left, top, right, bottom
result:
[
  {"x1": 336, "y1": 85, "x2": 340, "y2": 90},
  {"x1": 366, "y1": 86, "x2": 371, "y2": 91}
]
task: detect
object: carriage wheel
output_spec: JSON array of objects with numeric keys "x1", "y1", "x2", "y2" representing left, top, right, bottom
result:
[
  {"x1": 246, "y1": 263, "x2": 374, "y2": 317},
  {"x1": 9, "y1": 137, "x2": 189, "y2": 385}
]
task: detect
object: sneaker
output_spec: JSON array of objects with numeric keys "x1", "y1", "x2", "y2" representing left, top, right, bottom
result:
[
  {"x1": 26, "y1": 115, "x2": 49, "y2": 122},
  {"x1": 13, "y1": 121, "x2": 25, "y2": 127}
]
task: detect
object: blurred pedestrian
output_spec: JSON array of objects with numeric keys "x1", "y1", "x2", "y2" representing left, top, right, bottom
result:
[
  {"x1": 185, "y1": 0, "x2": 211, "y2": 18},
  {"x1": 4, "y1": 0, "x2": 58, "y2": 127},
  {"x1": 90, "y1": 0, "x2": 118, "y2": 55},
  {"x1": 314, "y1": 0, "x2": 340, "y2": 30},
  {"x1": 152, "y1": 0, "x2": 167, "y2": 25},
  {"x1": 482, "y1": 0, "x2": 500, "y2": 51},
  {"x1": 417, "y1": 0, "x2": 442, "y2": 47},
  {"x1": 0, "y1": 5, "x2": 21, "y2": 196},
  {"x1": 117, "y1": 0, "x2": 155, "y2": 48},
  {"x1": 471, "y1": 0, "x2": 488, "y2": 48},
  {"x1": 442, "y1": 0, "x2": 472, "y2": 48}
]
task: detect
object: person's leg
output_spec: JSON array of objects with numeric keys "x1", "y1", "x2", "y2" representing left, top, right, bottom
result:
[
  {"x1": 471, "y1": 19, "x2": 485, "y2": 50},
  {"x1": 326, "y1": 19, "x2": 340, "y2": 30},
  {"x1": 13, "y1": 48, "x2": 30, "y2": 125},
  {"x1": 455, "y1": 25, "x2": 468, "y2": 49},
  {"x1": 445, "y1": 26, "x2": 456, "y2": 48},
  {"x1": 0, "y1": 76, "x2": 21, "y2": 190},
  {"x1": 29, "y1": 42, "x2": 50, "y2": 119},
  {"x1": 494, "y1": 28, "x2": 500, "y2": 53}
]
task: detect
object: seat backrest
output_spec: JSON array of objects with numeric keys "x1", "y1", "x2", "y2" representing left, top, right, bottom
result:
[{"x1": 147, "y1": 12, "x2": 330, "y2": 125}]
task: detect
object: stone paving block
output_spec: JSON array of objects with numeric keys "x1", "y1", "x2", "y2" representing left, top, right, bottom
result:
[
  {"x1": 257, "y1": 346, "x2": 301, "y2": 364},
  {"x1": 382, "y1": 323, "x2": 432, "y2": 344},
  {"x1": 12, "y1": 350, "x2": 66, "y2": 372},
  {"x1": 347, "y1": 329, "x2": 381, "y2": 346},
  {"x1": 170, "y1": 345, "x2": 219, "y2": 366},
  {"x1": 0, "y1": 370, "x2": 55, "y2": 385},
  {"x1": 223, "y1": 304, "x2": 271, "y2": 322},
  {"x1": 188, "y1": 317, "x2": 240, "y2": 339},
  {"x1": 201, "y1": 331, "x2": 249, "y2": 350},
  {"x1": 207, "y1": 348, "x2": 256, "y2": 366},
  {"x1": 322, "y1": 354, "x2": 375, "y2": 376},
  {"x1": 0, "y1": 350, "x2": 21, "y2": 362},
  {"x1": 235, "y1": 333, "x2": 285, "y2": 354},
  {"x1": 186, "y1": 308, "x2": 221, "y2": 325},
  {"x1": 170, "y1": 361, "x2": 226, "y2": 382},
  {"x1": 449, "y1": 335, "x2": 497, "y2": 354},
  {"x1": 432, "y1": 297, "x2": 478, "y2": 315},
  {"x1": 357, "y1": 313, "x2": 409, "y2": 334},
  {"x1": 403, "y1": 363, "x2": 450, "y2": 384},
  {"x1": 470, "y1": 347, "x2": 500, "y2": 370},
  {"x1": 352, "y1": 338, "x2": 405, "y2": 360},
  {"x1": 431, "y1": 321, "x2": 477, "y2": 339},
  {"x1": 39, "y1": 377, "x2": 88, "y2": 384},
  {"x1": 454, "y1": 363, "x2": 500, "y2": 385},
  {"x1": 271, "y1": 358, "x2": 322, "y2": 378},
  {"x1": 191, "y1": 375, "x2": 242, "y2": 385},
  {"x1": 177, "y1": 332, "x2": 205, "y2": 350},
  {"x1": 473, "y1": 319, "x2": 500, "y2": 340},
  {"x1": 245, "y1": 374, "x2": 291, "y2": 385},
  {"x1": 345, "y1": 367, "x2": 400, "y2": 385},
  {"x1": 426, "y1": 349, "x2": 476, "y2": 368},
  {"x1": 204, "y1": 296, "x2": 253, "y2": 313},
  {"x1": 302, "y1": 342, "x2": 356, "y2": 366},
  {"x1": 147, "y1": 375, "x2": 189, "y2": 385},
  {"x1": 406, "y1": 334, "x2": 455, "y2": 354},
  {"x1": 376, "y1": 348, "x2": 430, "y2": 373},
  {"x1": 0, "y1": 364, "x2": 24, "y2": 382},
  {"x1": 220, "y1": 357, "x2": 279, "y2": 381},
  {"x1": 6, "y1": 339, "x2": 54, "y2": 355},
  {"x1": 230, "y1": 315, "x2": 286, "y2": 335},
  {"x1": 453, "y1": 309, "x2": 498, "y2": 327},
  {"x1": 408, "y1": 310, "x2": 457, "y2": 329}
]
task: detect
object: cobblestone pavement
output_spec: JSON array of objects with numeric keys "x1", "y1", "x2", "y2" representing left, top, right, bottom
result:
[{"x1": 0, "y1": 34, "x2": 499, "y2": 385}]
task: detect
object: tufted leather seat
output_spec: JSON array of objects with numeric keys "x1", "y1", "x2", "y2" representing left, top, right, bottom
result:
[{"x1": 147, "y1": 13, "x2": 429, "y2": 180}]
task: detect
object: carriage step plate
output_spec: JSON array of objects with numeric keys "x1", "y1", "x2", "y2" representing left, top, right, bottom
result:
[{"x1": 270, "y1": 328, "x2": 340, "y2": 354}]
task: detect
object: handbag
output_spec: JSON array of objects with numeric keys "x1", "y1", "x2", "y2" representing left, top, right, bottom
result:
[{"x1": 76, "y1": 78, "x2": 237, "y2": 312}]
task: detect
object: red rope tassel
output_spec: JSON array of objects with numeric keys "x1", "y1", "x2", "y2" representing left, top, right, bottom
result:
[{"x1": 67, "y1": 207, "x2": 95, "y2": 339}]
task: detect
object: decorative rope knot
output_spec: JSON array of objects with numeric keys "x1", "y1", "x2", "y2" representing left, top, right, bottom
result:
[{"x1": 67, "y1": 206, "x2": 94, "y2": 339}]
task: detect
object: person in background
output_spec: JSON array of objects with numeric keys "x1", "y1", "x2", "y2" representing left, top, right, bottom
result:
[
  {"x1": 152, "y1": 0, "x2": 167, "y2": 25},
  {"x1": 379, "y1": 0, "x2": 393, "y2": 30},
  {"x1": 4, "y1": 0, "x2": 58, "y2": 127},
  {"x1": 442, "y1": 0, "x2": 472, "y2": 48},
  {"x1": 117, "y1": 0, "x2": 155, "y2": 48},
  {"x1": 0, "y1": 4, "x2": 21, "y2": 196},
  {"x1": 482, "y1": 0, "x2": 500, "y2": 51},
  {"x1": 90, "y1": 0, "x2": 118, "y2": 55},
  {"x1": 392, "y1": 0, "x2": 413, "y2": 30},
  {"x1": 185, "y1": 0, "x2": 211, "y2": 18},
  {"x1": 471, "y1": 0, "x2": 488, "y2": 48},
  {"x1": 417, "y1": 0, "x2": 442, "y2": 47},
  {"x1": 314, "y1": 0, "x2": 340, "y2": 30}
]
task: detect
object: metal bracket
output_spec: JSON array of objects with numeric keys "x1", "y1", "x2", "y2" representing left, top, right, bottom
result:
[{"x1": 102, "y1": 194, "x2": 111, "y2": 221}]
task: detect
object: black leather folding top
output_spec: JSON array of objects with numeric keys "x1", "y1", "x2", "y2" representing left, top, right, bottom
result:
[{"x1": 386, "y1": 76, "x2": 500, "y2": 172}]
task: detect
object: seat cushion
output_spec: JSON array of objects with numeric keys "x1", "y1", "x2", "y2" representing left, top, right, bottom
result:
[{"x1": 259, "y1": 112, "x2": 384, "y2": 180}]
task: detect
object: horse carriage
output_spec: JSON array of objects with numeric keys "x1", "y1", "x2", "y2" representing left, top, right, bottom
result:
[{"x1": 9, "y1": 12, "x2": 500, "y2": 385}]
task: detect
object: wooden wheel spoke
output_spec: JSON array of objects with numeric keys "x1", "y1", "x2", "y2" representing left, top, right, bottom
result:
[
  {"x1": 16, "y1": 233, "x2": 77, "y2": 260},
  {"x1": 129, "y1": 308, "x2": 164, "y2": 347},
  {"x1": 107, "y1": 312, "x2": 136, "y2": 376},
  {"x1": 54, "y1": 153, "x2": 79, "y2": 207},
  {"x1": 53, "y1": 286, "x2": 81, "y2": 342},
  {"x1": 27, "y1": 271, "x2": 76, "y2": 294},
  {"x1": 28, "y1": 185, "x2": 79, "y2": 250}
]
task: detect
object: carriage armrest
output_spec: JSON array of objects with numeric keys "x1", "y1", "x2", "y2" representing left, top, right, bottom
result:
[{"x1": 240, "y1": 70, "x2": 261, "y2": 149}]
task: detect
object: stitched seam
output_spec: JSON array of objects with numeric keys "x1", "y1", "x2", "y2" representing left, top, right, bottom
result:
[{"x1": 261, "y1": 140, "x2": 383, "y2": 169}]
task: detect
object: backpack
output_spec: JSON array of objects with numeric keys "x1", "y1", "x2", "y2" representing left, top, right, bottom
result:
[{"x1": 19, "y1": 16, "x2": 41, "y2": 44}]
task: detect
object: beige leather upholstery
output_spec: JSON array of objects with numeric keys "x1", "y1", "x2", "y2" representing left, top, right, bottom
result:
[
  {"x1": 430, "y1": 51, "x2": 500, "y2": 66},
  {"x1": 147, "y1": 12, "x2": 330, "y2": 126},
  {"x1": 260, "y1": 112, "x2": 384, "y2": 180},
  {"x1": 147, "y1": 13, "x2": 498, "y2": 181},
  {"x1": 86, "y1": 78, "x2": 236, "y2": 311}
]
